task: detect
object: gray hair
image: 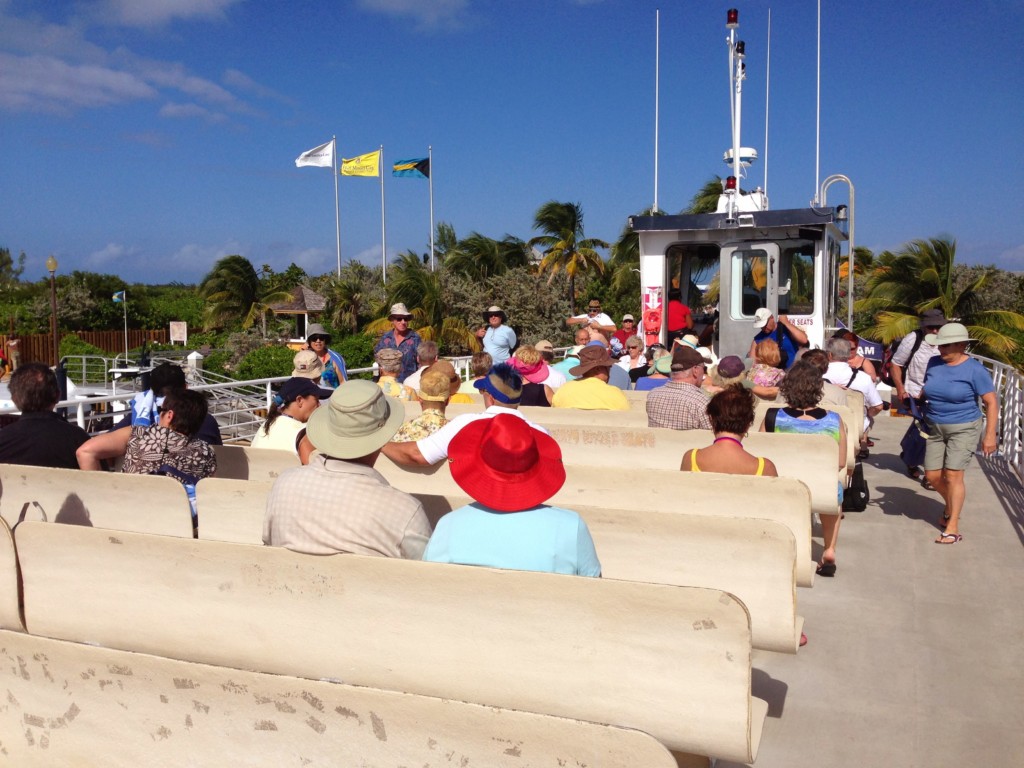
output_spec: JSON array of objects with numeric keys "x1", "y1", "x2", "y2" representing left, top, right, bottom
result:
[
  {"x1": 416, "y1": 340, "x2": 439, "y2": 363},
  {"x1": 826, "y1": 336, "x2": 852, "y2": 362}
]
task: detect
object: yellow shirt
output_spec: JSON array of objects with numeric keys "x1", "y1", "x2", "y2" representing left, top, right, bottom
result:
[{"x1": 551, "y1": 377, "x2": 630, "y2": 410}]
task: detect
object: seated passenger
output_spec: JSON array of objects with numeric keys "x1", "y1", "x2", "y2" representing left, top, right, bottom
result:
[
  {"x1": 264, "y1": 381, "x2": 430, "y2": 558},
  {"x1": 77, "y1": 389, "x2": 218, "y2": 518},
  {"x1": 0, "y1": 362, "x2": 89, "y2": 469},
  {"x1": 425, "y1": 359, "x2": 474, "y2": 404},
  {"x1": 375, "y1": 348, "x2": 416, "y2": 401},
  {"x1": 457, "y1": 352, "x2": 492, "y2": 395},
  {"x1": 250, "y1": 377, "x2": 331, "y2": 456},
  {"x1": 392, "y1": 370, "x2": 451, "y2": 442},
  {"x1": 681, "y1": 384, "x2": 778, "y2": 477},
  {"x1": 510, "y1": 345, "x2": 554, "y2": 406},
  {"x1": 634, "y1": 347, "x2": 671, "y2": 391},
  {"x1": 551, "y1": 346, "x2": 629, "y2": 410},
  {"x1": 748, "y1": 339, "x2": 786, "y2": 387},
  {"x1": 423, "y1": 414, "x2": 601, "y2": 577}
]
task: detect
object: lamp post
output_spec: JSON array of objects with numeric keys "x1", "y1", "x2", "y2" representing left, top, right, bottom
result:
[{"x1": 45, "y1": 254, "x2": 59, "y2": 366}]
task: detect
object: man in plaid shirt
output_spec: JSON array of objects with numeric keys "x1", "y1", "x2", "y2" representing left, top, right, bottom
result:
[{"x1": 646, "y1": 346, "x2": 713, "y2": 430}]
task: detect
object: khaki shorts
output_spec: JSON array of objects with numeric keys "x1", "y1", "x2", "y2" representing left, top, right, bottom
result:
[{"x1": 924, "y1": 419, "x2": 983, "y2": 472}]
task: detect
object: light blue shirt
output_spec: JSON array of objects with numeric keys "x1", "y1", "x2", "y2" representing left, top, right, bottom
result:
[
  {"x1": 424, "y1": 502, "x2": 602, "y2": 577},
  {"x1": 483, "y1": 324, "x2": 517, "y2": 364},
  {"x1": 923, "y1": 357, "x2": 994, "y2": 424}
]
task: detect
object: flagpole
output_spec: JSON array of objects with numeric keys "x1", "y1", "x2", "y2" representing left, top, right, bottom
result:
[
  {"x1": 380, "y1": 145, "x2": 387, "y2": 286},
  {"x1": 122, "y1": 290, "x2": 129, "y2": 363},
  {"x1": 653, "y1": 8, "x2": 660, "y2": 212},
  {"x1": 333, "y1": 136, "x2": 341, "y2": 277},
  {"x1": 428, "y1": 146, "x2": 435, "y2": 271}
]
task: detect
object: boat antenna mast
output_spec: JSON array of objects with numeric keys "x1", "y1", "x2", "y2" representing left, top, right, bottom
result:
[{"x1": 723, "y1": 9, "x2": 762, "y2": 223}]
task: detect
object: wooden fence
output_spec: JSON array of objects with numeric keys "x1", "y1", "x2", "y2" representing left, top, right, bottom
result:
[{"x1": 1, "y1": 331, "x2": 168, "y2": 368}]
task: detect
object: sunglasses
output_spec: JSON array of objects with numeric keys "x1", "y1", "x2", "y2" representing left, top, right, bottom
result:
[
  {"x1": 588, "y1": 307, "x2": 601, "y2": 313},
  {"x1": 393, "y1": 317, "x2": 410, "y2": 323},
  {"x1": 308, "y1": 336, "x2": 328, "y2": 343}
]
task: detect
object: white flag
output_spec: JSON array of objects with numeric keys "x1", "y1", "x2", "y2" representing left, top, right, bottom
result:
[{"x1": 295, "y1": 139, "x2": 335, "y2": 168}]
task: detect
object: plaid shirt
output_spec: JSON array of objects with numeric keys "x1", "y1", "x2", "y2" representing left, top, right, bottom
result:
[
  {"x1": 263, "y1": 454, "x2": 431, "y2": 559},
  {"x1": 646, "y1": 381, "x2": 712, "y2": 430}
]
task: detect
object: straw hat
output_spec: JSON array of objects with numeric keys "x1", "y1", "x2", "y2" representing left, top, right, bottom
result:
[
  {"x1": 447, "y1": 414, "x2": 565, "y2": 512},
  {"x1": 417, "y1": 370, "x2": 451, "y2": 402},
  {"x1": 304, "y1": 381, "x2": 404, "y2": 459}
]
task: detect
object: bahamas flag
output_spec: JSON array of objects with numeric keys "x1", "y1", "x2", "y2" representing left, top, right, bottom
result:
[
  {"x1": 112, "y1": 291, "x2": 125, "y2": 303},
  {"x1": 340, "y1": 150, "x2": 381, "y2": 177},
  {"x1": 392, "y1": 157, "x2": 430, "y2": 179}
]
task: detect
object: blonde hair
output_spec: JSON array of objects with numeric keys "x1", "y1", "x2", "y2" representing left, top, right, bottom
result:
[
  {"x1": 754, "y1": 339, "x2": 782, "y2": 368},
  {"x1": 513, "y1": 345, "x2": 541, "y2": 366}
]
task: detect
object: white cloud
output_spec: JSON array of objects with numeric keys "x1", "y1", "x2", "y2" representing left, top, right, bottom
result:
[
  {"x1": 93, "y1": 0, "x2": 245, "y2": 28},
  {"x1": 169, "y1": 241, "x2": 248, "y2": 275},
  {"x1": 356, "y1": 0, "x2": 469, "y2": 29},
  {"x1": 87, "y1": 242, "x2": 139, "y2": 267},
  {"x1": 0, "y1": 52, "x2": 155, "y2": 112},
  {"x1": 159, "y1": 101, "x2": 227, "y2": 123},
  {"x1": 0, "y1": 4, "x2": 274, "y2": 121}
]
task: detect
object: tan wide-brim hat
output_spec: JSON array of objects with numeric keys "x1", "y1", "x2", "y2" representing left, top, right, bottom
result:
[
  {"x1": 305, "y1": 380, "x2": 405, "y2": 459},
  {"x1": 388, "y1": 303, "x2": 413, "y2": 319},
  {"x1": 482, "y1": 305, "x2": 507, "y2": 322},
  {"x1": 291, "y1": 349, "x2": 324, "y2": 379},
  {"x1": 925, "y1": 322, "x2": 975, "y2": 346}
]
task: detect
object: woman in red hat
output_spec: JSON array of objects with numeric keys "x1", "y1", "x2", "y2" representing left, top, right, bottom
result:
[{"x1": 423, "y1": 414, "x2": 601, "y2": 576}]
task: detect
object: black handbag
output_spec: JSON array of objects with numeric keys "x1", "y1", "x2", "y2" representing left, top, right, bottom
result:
[{"x1": 843, "y1": 462, "x2": 870, "y2": 512}]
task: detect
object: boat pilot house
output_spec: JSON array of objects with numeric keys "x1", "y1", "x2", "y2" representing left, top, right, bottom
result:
[{"x1": 631, "y1": 204, "x2": 849, "y2": 360}]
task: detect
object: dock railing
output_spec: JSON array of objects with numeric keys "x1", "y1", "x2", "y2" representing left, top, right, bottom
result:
[{"x1": 977, "y1": 354, "x2": 1024, "y2": 487}]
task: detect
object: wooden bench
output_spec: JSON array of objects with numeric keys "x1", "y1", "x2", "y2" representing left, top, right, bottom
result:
[
  {"x1": 0, "y1": 518, "x2": 21, "y2": 631},
  {"x1": 0, "y1": 463, "x2": 194, "y2": 538},
  {"x1": 192, "y1": 481, "x2": 803, "y2": 654},
  {"x1": 545, "y1": 425, "x2": 839, "y2": 517},
  {"x1": 376, "y1": 458, "x2": 817, "y2": 587},
  {"x1": 16, "y1": 522, "x2": 768, "y2": 763},
  {"x1": 0, "y1": 629, "x2": 675, "y2": 767},
  {"x1": 212, "y1": 444, "x2": 299, "y2": 480}
]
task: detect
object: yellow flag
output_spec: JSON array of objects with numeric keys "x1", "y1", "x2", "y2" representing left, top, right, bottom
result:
[{"x1": 340, "y1": 150, "x2": 381, "y2": 177}]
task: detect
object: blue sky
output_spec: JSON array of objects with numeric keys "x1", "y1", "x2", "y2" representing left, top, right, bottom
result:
[{"x1": 2, "y1": 0, "x2": 1023, "y2": 284}]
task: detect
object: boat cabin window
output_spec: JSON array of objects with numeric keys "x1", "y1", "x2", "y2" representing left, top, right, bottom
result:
[
  {"x1": 778, "y1": 241, "x2": 816, "y2": 316},
  {"x1": 666, "y1": 243, "x2": 719, "y2": 312},
  {"x1": 731, "y1": 249, "x2": 769, "y2": 316}
]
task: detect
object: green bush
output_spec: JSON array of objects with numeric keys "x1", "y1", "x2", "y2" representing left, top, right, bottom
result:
[
  {"x1": 58, "y1": 334, "x2": 109, "y2": 384},
  {"x1": 235, "y1": 344, "x2": 296, "y2": 381},
  {"x1": 334, "y1": 333, "x2": 376, "y2": 373},
  {"x1": 201, "y1": 350, "x2": 233, "y2": 378}
]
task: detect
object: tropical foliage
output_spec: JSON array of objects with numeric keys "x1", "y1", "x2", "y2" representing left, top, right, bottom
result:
[
  {"x1": 198, "y1": 255, "x2": 292, "y2": 333},
  {"x1": 529, "y1": 201, "x2": 609, "y2": 313},
  {"x1": 855, "y1": 237, "x2": 1024, "y2": 361}
]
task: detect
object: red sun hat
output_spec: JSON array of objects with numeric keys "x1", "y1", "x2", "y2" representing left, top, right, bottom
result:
[{"x1": 447, "y1": 414, "x2": 565, "y2": 512}]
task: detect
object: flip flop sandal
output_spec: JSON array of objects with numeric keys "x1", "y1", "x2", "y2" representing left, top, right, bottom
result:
[
  {"x1": 921, "y1": 478, "x2": 935, "y2": 491},
  {"x1": 935, "y1": 533, "x2": 963, "y2": 544},
  {"x1": 816, "y1": 561, "x2": 837, "y2": 577}
]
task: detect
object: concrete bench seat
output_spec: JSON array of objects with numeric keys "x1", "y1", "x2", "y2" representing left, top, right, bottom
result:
[
  {"x1": 544, "y1": 425, "x2": 839, "y2": 517},
  {"x1": 0, "y1": 463, "x2": 194, "y2": 538},
  {"x1": 193, "y1": 480, "x2": 803, "y2": 653},
  {"x1": 753, "y1": 401, "x2": 858, "y2": 474},
  {"x1": 0, "y1": 518, "x2": 21, "y2": 631},
  {"x1": 0, "y1": 629, "x2": 676, "y2": 768},
  {"x1": 212, "y1": 444, "x2": 299, "y2": 480},
  {"x1": 16, "y1": 522, "x2": 768, "y2": 763},
  {"x1": 375, "y1": 458, "x2": 817, "y2": 586}
]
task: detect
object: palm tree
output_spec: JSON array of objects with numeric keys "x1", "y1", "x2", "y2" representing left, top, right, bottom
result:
[
  {"x1": 445, "y1": 232, "x2": 530, "y2": 281},
  {"x1": 364, "y1": 254, "x2": 479, "y2": 354},
  {"x1": 855, "y1": 236, "x2": 1024, "y2": 360},
  {"x1": 608, "y1": 206, "x2": 664, "y2": 294},
  {"x1": 528, "y1": 201, "x2": 609, "y2": 313},
  {"x1": 839, "y1": 246, "x2": 876, "y2": 281},
  {"x1": 684, "y1": 176, "x2": 725, "y2": 214},
  {"x1": 198, "y1": 255, "x2": 292, "y2": 334}
]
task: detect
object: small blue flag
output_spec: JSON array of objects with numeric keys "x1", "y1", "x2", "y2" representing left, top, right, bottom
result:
[{"x1": 112, "y1": 291, "x2": 125, "y2": 303}]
